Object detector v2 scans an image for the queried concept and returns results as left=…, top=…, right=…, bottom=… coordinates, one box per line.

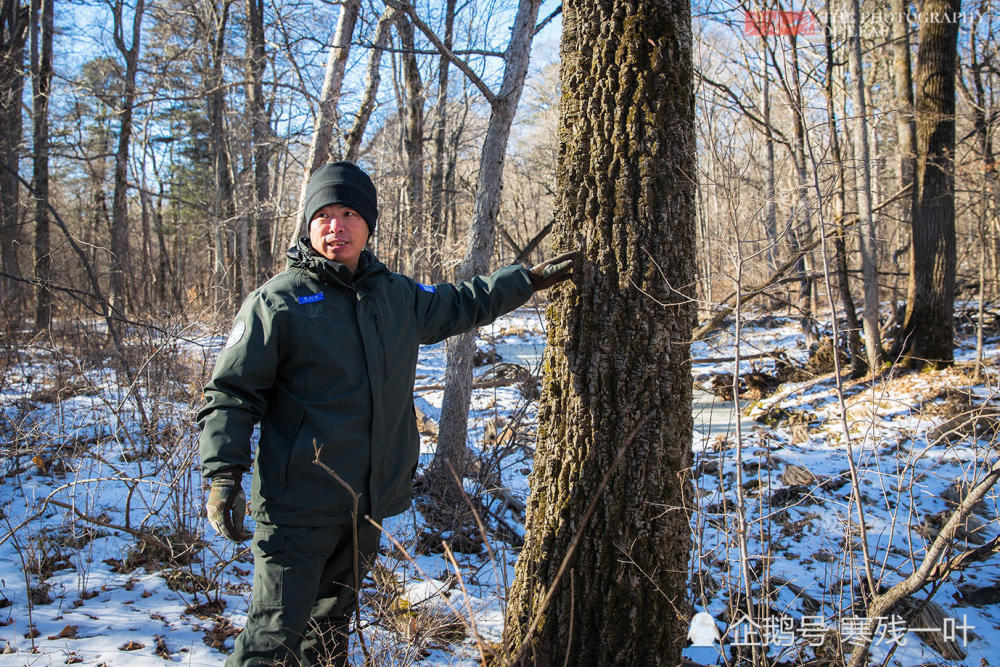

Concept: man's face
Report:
left=309, top=204, right=368, bottom=272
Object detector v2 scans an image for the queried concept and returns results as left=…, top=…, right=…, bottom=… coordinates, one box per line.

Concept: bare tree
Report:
left=200, top=0, right=238, bottom=308
left=30, top=0, right=51, bottom=331
left=108, top=0, right=145, bottom=318
left=503, top=0, right=696, bottom=663
left=412, top=0, right=542, bottom=487
left=0, top=0, right=28, bottom=311
left=900, top=0, right=960, bottom=366
left=344, top=5, right=397, bottom=162
left=890, top=0, right=917, bottom=235
left=846, top=0, right=884, bottom=370
left=288, top=0, right=360, bottom=248
left=823, top=3, right=865, bottom=375
left=396, top=11, right=425, bottom=279
left=244, top=0, right=273, bottom=281
left=427, top=0, right=456, bottom=283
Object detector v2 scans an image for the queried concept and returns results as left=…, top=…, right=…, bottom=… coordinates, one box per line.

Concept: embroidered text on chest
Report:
left=297, top=292, right=325, bottom=305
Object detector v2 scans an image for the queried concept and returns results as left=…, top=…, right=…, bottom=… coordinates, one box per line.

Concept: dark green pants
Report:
left=226, top=521, right=381, bottom=666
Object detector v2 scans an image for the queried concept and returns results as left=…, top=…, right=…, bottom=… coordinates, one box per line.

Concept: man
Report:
left=198, top=161, right=574, bottom=666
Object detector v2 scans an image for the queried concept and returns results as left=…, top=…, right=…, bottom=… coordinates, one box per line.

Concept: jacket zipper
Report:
left=373, top=311, right=389, bottom=380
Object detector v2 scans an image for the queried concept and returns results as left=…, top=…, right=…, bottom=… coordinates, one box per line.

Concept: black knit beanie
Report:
left=303, top=161, right=379, bottom=236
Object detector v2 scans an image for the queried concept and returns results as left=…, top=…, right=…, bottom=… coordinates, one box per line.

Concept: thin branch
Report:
left=508, top=411, right=655, bottom=666
left=312, top=440, right=371, bottom=663
left=697, top=71, right=790, bottom=146
left=533, top=4, right=560, bottom=36
left=46, top=499, right=173, bottom=554
left=847, top=457, right=1000, bottom=667
left=388, top=0, right=498, bottom=108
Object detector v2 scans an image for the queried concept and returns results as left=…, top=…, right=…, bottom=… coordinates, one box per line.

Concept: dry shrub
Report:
left=161, top=567, right=213, bottom=595
left=202, top=617, right=241, bottom=651
left=186, top=599, right=226, bottom=618
left=363, top=561, right=468, bottom=662
left=116, top=526, right=202, bottom=573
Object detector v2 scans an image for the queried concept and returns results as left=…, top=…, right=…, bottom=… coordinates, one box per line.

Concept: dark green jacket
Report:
left=198, top=242, right=534, bottom=525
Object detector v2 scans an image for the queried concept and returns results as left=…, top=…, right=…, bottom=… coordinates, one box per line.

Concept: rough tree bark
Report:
left=0, top=1, right=28, bottom=310
left=108, top=0, right=145, bottom=319
left=288, top=0, right=360, bottom=248
left=502, top=0, right=696, bottom=664
left=900, top=0, right=960, bottom=367
left=30, top=0, right=52, bottom=331
left=422, top=0, right=541, bottom=486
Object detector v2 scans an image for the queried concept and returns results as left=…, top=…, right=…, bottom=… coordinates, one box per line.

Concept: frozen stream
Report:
left=692, top=389, right=754, bottom=443
left=493, top=339, right=751, bottom=443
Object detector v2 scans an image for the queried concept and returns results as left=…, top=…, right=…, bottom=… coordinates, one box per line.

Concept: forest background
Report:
left=0, top=0, right=996, bottom=365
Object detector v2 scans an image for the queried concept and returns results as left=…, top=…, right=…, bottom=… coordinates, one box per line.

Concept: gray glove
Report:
left=529, top=251, right=579, bottom=291
left=206, top=470, right=247, bottom=542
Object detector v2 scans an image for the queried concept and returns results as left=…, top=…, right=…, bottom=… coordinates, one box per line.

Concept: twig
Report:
left=312, top=440, right=370, bottom=663
left=413, top=375, right=533, bottom=393
left=508, top=410, right=655, bottom=666
left=846, top=457, right=1000, bottom=667
left=45, top=499, right=173, bottom=554
left=440, top=540, right=487, bottom=666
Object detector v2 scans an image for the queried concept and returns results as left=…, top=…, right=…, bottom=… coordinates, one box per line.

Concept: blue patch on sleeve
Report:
left=417, top=283, right=435, bottom=293
left=297, top=292, right=325, bottom=304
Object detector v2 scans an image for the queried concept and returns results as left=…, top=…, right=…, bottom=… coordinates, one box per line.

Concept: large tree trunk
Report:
left=0, top=1, right=28, bottom=311
left=846, top=0, right=884, bottom=370
left=900, top=0, right=960, bottom=367
left=244, top=0, right=272, bottom=282
left=30, top=0, right=51, bottom=332
left=427, top=0, right=541, bottom=486
left=502, top=0, right=696, bottom=664
left=288, top=0, right=359, bottom=248
left=108, top=0, right=145, bottom=319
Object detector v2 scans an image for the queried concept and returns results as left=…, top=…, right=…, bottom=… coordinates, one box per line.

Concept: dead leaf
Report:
left=119, top=641, right=145, bottom=651
left=47, top=625, right=78, bottom=640
left=154, top=635, right=169, bottom=658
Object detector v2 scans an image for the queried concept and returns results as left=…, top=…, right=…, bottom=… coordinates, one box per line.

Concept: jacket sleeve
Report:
left=415, top=263, right=535, bottom=345
left=198, top=292, right=281, bottom=479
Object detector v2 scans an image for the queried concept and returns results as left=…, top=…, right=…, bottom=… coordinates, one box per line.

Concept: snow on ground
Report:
left=0, top=305, right=998, bottom=665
